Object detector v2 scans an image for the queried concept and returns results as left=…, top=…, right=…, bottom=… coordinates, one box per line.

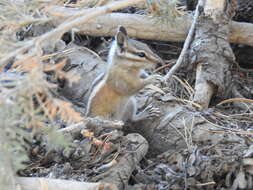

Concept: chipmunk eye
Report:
left=136, top=52, right=146, bottom=58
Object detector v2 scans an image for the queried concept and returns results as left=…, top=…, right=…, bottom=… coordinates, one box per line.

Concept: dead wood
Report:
left=123, top=98, right=215, bottom=156
left=34, top=0, right=146, bottom=54
left=91, top=133, right=149, bottom=189
left=189, top=0, right=236, bottom=109
left=57, top=43, right=107, bottom=106
left=14, top=177, right=118, bottom=190
left=59, top=117, right=123, bottom=135
left=0, top=0, right=146, bottom=66
left=194, top=64, right=216, bottom=108
left=48, top=8, right=253, bottom=47
left=124, top=99, right=187, bottom=156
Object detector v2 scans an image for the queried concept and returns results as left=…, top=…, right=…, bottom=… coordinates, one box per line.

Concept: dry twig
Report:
left=58, top=118, right=123, bottom=134
left=217, top=98, right=253, bottom=105
left=163, top=0, right=201, bottom=82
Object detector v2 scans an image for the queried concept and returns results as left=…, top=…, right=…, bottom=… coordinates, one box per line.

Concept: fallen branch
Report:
left=58, top=117, right=123, bottom=135
left=14, top=177, right=118, bottom=190
left=48, top=9, right=253, bottom=47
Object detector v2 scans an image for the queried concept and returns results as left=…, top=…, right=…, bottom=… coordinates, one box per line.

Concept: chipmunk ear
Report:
left=116, top=26, right=128, bottom=49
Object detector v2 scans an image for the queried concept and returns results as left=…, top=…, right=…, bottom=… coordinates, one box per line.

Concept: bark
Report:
left=48, top=7, right=253, bottom=47
left=91, top=134, right=148, bottom=189
left=190, top=0, right=236, bottom=108
left=194, top=64, right=215, bottom=108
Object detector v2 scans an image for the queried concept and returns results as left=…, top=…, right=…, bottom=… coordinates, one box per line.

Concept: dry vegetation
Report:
left=1, top=0, right=253, bottom=190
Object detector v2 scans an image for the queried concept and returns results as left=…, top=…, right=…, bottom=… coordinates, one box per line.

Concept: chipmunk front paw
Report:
left=142, top=104, right=161, bottom=119
left=133, top=104, right=161, bottom=121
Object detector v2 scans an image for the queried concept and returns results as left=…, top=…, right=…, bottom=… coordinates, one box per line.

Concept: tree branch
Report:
left=48, top=9, right=253, bottom=47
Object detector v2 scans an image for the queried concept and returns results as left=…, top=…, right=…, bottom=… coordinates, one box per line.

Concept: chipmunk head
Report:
left=108, top=26, right=163, bottom=69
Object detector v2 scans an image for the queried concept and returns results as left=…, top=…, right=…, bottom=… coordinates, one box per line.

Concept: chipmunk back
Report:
left=86, top=26, right=163, bottom=121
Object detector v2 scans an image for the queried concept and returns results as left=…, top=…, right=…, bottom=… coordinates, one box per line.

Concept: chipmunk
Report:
left=86, top=26, right=163, bottom=122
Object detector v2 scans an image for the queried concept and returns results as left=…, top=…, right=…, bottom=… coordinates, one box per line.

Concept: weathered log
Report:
left=13, top=177, right=118, bottom=190
left=48, top=7, right=253, bottom=47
